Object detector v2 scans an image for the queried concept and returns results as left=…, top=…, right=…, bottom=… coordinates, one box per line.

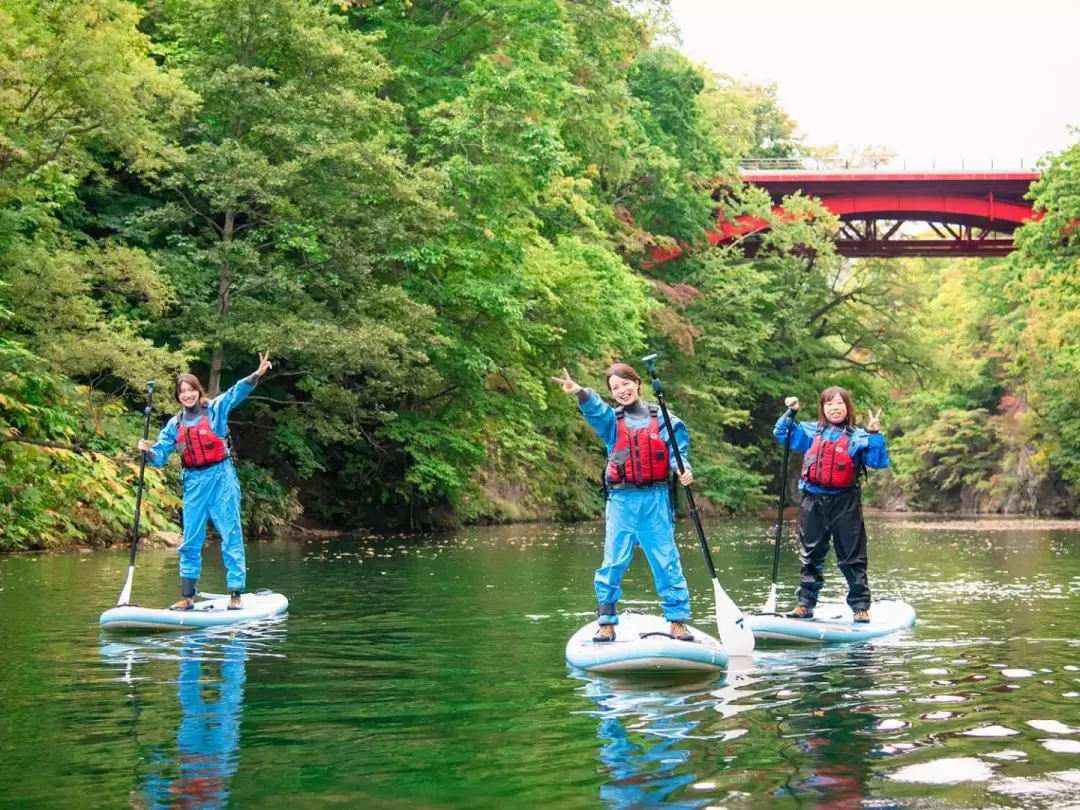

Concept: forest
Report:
left=3, top=0, right=1080, bottom=549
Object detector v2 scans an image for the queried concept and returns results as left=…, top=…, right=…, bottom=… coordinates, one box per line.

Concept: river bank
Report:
left=9, top=510, right=1080, bottom=555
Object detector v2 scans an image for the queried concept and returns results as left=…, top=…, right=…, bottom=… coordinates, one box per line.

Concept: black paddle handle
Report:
left=641, top=354, right=718, bottom=581
left=770, top=408, right=796, bottom=584
left=128, top=381, right=155, bottom=568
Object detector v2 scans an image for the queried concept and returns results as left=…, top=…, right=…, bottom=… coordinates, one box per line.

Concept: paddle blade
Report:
left=712, top=577, right=756, bottom=655
left=762, top=583, right=777, bottom=616
left=116, top=565, right=135, bottom=607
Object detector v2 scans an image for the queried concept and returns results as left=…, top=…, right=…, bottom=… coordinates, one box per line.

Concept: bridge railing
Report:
left=740, top=156, right=1038, bottom=172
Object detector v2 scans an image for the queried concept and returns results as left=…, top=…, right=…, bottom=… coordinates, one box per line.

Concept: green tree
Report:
left=1001, top=136, right=1080, bottom=485
left=0, top=0, right=194, bottom=388
left=700, top=75, right=802, bottom=161
left=0, top=335, right=180, bottom=549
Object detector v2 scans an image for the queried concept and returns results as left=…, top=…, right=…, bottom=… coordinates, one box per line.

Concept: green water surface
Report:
left=1, top=518, right=1078, bottom=809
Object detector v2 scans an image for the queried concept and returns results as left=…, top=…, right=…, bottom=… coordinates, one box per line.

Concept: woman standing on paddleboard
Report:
left=553, top=363, right=695, bottom=642
left=774, top=387, right=889, bottom=623
left=137, top=352, right=272, bottom=611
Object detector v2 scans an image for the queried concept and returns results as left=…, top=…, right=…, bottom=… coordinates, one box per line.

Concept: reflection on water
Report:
left=575, top=672, right=722, bottom=810
left=100, top=623, right=285, bottom=809
left=572, top=652, right=889, bottom=810
left=772, top=651, right=878, bottom=810
left=570, top=631, right=1080, bottom=809
left=1, top=520, right=1080, bottom=808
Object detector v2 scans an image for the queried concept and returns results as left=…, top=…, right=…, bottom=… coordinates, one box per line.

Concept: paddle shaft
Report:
left=117, top=381, right=154, bottom=606
left=641, top=354, right=755, bottom=654
left=642, top=359, right=718, bottom=580
left=770, top=409, right=796, bottom=585
left=129, top=382, right=155, bottom=566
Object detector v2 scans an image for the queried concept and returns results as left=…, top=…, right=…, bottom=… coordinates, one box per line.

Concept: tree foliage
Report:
left=4, top=0, right=1079, bottom=548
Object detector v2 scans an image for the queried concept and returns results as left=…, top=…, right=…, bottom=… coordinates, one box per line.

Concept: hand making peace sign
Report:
left=866, top=407, right=883, bottom=433
left=551, top=368, right=583, bottom=395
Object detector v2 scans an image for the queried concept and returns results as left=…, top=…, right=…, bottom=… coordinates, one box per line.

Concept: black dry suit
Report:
left=773, top=415, right=891, bottom=612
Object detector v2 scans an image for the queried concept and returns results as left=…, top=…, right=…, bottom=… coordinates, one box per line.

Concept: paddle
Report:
left=116, top=380, right=155, bottom=607
left=763, top=408, right=796, bottom=615
left=641, top=354, right=756, bottom=655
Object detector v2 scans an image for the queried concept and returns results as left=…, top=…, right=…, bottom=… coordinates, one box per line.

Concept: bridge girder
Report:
left=643, top=171, right=1040, bottom=266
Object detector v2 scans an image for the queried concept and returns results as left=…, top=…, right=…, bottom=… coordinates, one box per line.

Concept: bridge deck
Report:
left=742, top=171, right=1039, bottom=201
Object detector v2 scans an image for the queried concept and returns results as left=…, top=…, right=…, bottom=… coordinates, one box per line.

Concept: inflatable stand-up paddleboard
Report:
left=100, top=589, right=289, bottom=631
left=746, top=599, right=915, bottom=644
left=566, top=612, right=728, bottom=673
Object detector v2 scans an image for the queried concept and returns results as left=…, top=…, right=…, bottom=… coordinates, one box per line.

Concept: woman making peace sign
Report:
left=553, top=364, right=696, bottom=643
left=138, top=353, right=272, bottom=610
left=773, top=387, right=889, bottom=623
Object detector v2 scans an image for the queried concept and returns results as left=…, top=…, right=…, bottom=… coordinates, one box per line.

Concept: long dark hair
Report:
left=818, top=386, right=855, bottom=429
left=175, top=373, right=210, bottom=407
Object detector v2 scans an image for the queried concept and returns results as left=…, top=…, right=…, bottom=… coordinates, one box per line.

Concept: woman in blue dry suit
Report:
left=138, top=352, right=272, bottom=610
left=553, top=363, right=695, bottom=643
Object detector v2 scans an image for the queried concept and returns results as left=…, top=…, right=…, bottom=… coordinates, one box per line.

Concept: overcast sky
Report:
left=669, top=0, right=1079, bottom=169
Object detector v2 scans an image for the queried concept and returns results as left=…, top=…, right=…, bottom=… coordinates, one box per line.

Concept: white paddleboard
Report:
left=100, top=590, right=289, bottom=631
left=565, top=612, right=728, bottom=673
left=746, top=599, right=916, bottom=644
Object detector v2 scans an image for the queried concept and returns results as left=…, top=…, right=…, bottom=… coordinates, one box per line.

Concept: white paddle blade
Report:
left=116, top=566, right=135, bottom=607
left=712, top=577, right=756, bottom=654
left=762, top=583, right=777, bottom=616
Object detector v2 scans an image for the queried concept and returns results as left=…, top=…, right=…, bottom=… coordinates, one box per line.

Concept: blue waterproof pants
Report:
left=179, top=460, right=246, bottom=593
left=595, top=486, right=690, bottom=624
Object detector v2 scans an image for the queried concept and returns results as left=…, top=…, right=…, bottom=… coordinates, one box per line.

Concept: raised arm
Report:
left=577, top=388, right=619, bottom=452
left=859, top=432, right=891, bottom=469
left=857, top=408, right=890, bottom=469
left=552, top=367, right=619, bottom=451
left=773, top=410, right=813, bottom=454
left=210, top=352, right=272, bottom=422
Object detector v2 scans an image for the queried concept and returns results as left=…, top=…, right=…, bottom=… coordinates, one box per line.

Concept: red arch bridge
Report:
left=646, top=162, right=1040, bottom=264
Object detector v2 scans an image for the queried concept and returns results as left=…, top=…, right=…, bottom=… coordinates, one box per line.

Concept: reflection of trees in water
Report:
left=768, top=648, right=883, bottom=809
left=101, top=624, right=285, bottom=810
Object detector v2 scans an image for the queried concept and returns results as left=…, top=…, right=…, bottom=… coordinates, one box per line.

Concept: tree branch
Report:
left=422, top=384, right=459, bottom=403
left=173, top=187, right=223, bottom=236
left=807, top=288, right=863, bottom=324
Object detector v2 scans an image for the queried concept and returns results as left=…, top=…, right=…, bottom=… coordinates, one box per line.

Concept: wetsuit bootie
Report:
left=669, top=622, right=694, bottom=642
left=853, top=609, right=870, bottom=623
left=786, top=605, right=814, bottom=619
left=227, top=591, right=243, bottom=610
left=593, top=624, right=616, bottom=642
left=170, top=597, right=194, bottom=611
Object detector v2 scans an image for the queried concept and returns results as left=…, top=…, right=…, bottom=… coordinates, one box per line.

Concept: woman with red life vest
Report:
left=552, top=363, right=695, bottom=643
left=137, top=352, right=272, bottom=610
left=774, top=387, right=888, bottom=623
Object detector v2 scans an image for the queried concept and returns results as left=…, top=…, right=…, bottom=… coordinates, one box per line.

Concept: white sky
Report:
left=669, top=0, right=1079, bottom=169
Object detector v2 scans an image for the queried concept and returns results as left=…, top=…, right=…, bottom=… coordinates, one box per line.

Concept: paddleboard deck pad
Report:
left=565, top=612, right=728, bottom=673
left=99, top=590, right=289, bottom=631
left=746, top=599, right=916, bottom=643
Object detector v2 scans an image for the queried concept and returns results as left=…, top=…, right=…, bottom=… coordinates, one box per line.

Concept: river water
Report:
left=1, top=518, right=1078, bottom=808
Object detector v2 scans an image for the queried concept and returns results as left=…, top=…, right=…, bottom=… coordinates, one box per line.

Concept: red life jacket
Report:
left=177, top=414, right=229, bottom=469
left=605, top=406, right=671, bottom=488
left=801, top=424, right=858, bottom=489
